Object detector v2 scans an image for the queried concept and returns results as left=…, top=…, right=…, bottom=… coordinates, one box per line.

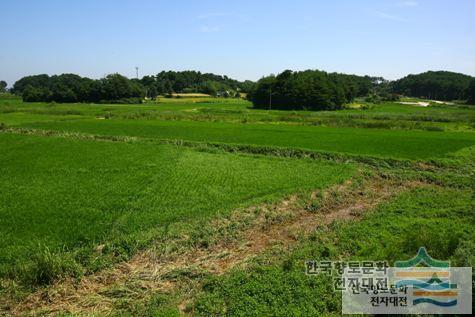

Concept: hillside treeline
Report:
left=11, top=71, right=255, bottom=103
left=249, top=70, right=377, bottom=110
left=10, top=69, right=475, bottom=106
left=12, top=74, right=145, bottom=103
left=140, top=71, right=255, bottom=97
left=392, top=71, right=473, bottom=101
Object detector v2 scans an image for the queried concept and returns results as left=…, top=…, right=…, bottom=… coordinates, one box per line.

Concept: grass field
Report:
left=2, top=95, right=474, bottom=131
left=0, top=94, right=474, bottom=316
left=0, top=132, right=354, bottom=284
left=21, top=119, right=475, bottom=159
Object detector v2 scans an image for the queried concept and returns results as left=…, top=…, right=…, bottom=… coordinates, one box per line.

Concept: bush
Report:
left=451, top=239, right=475, bottom=267
left=99, top=97, right=143, bottom=104
left=21, top=246, right=83, bottom=286
left=364, top=94, right=381, bottom=103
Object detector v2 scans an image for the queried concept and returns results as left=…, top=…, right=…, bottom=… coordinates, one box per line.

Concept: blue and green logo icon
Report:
left=394, top=247, right=458, bottom=307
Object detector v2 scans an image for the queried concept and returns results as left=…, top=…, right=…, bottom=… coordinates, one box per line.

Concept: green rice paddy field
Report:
left=21, top=119, right=475, bottom=159
left=0, top=95, right=474, bottom=316
left=0, top=133, right=354, bottom=280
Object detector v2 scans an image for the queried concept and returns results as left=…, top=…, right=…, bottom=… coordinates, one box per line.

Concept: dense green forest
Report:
left=12, top=74, right=145, bottom=104
left=10, top=71, right=254, bottom=103
left=140, top=71, right=255, bottom=97
left=250, top=70, right=475, bottom=109
left=249, top=70, right=379, bottom=110
left=7, top=69, right=475, bottom=106
left=392, top=71, right=472, bottom=101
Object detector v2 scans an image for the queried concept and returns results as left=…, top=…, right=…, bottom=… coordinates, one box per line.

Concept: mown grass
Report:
left=0, top=133, right=355, bottom=285
left=21, top=119, right=475, bottom=160
left=188, top=185, right=474, bottom=316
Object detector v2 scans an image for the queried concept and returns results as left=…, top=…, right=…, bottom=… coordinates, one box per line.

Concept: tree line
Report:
left=5, top=69, right=475, bottom=107
left=10, top=71, right=255, bottom=103
left=249, top=70, right=475, bottom=110
left=248, top=70, right=380, bottom=110
left=392, top=71, right=473, bottom=101
left=11, top=74, right=145, bottom=103
left=140, top=71, right=255, bottom=97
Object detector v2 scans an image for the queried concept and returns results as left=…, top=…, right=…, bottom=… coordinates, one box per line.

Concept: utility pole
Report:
left=135, top=66, right=139, bottom=79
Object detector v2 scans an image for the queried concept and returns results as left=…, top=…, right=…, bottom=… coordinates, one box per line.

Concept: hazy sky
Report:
left=1, top=0, right=474, bottom=85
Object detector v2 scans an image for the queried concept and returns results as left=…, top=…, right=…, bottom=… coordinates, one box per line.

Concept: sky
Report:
left=1, top=0, right=475, bottom=85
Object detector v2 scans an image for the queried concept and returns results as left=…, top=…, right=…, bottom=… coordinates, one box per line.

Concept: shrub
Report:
left=21, top=245, right=83, bottom=286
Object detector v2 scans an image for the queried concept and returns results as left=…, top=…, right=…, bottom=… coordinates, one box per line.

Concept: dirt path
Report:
left=397, top=101, right=430, bottom=107
left=7, top=177, right=422, bottom=316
